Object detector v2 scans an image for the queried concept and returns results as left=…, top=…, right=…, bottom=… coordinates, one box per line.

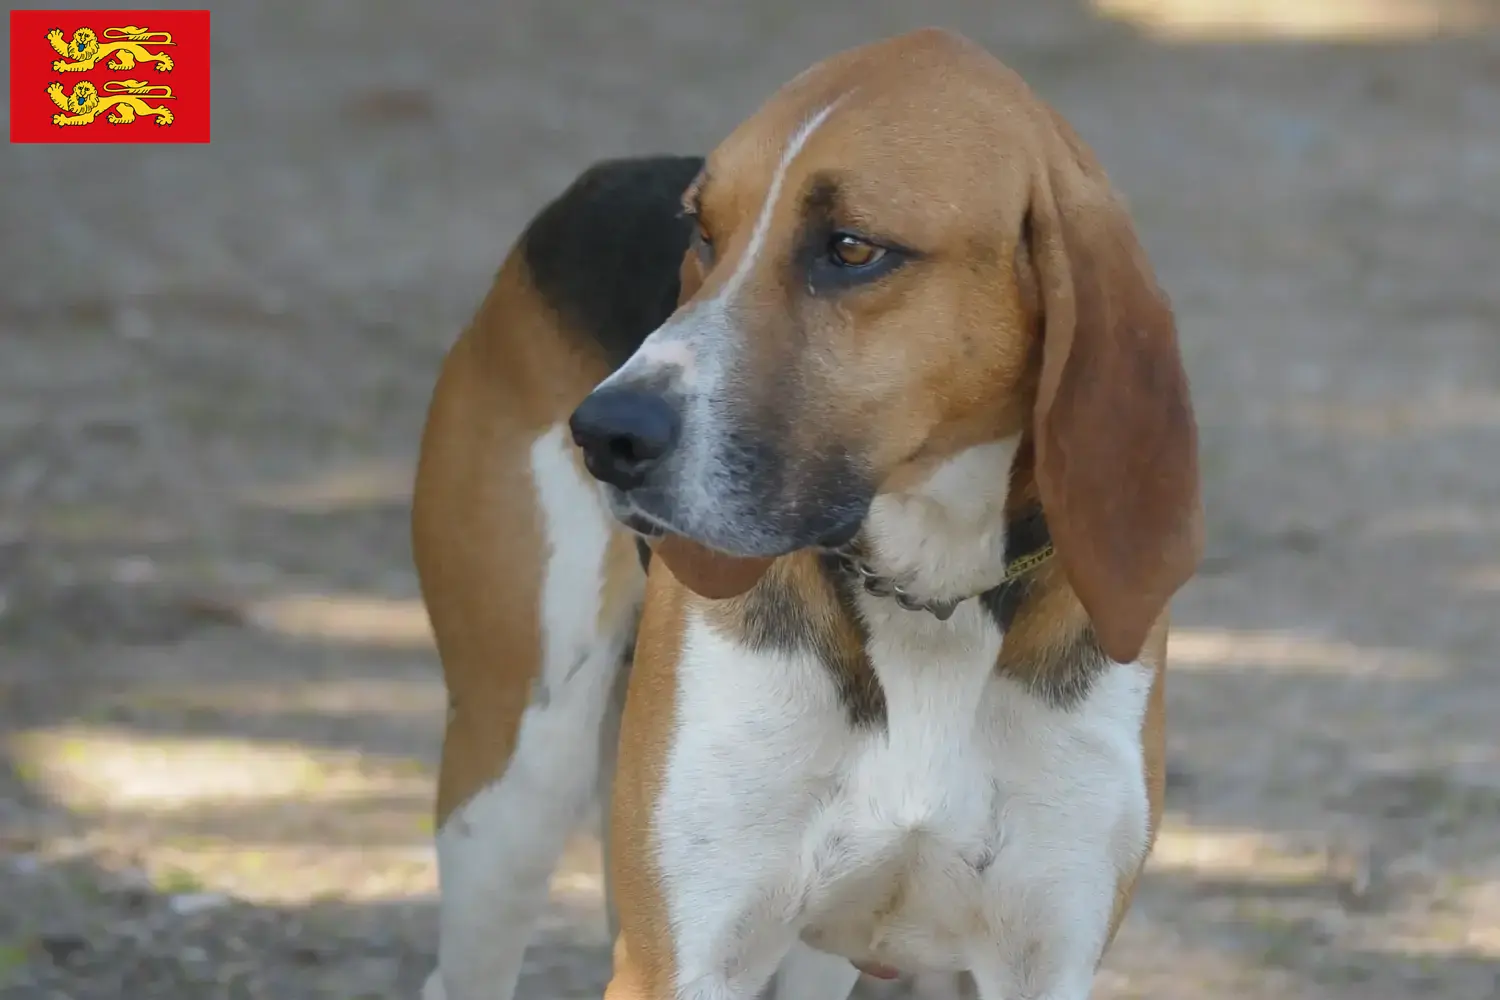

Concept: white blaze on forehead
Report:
left=601, top=97, right=845, bottom=395
left=710, top=97, right=843, bottom=311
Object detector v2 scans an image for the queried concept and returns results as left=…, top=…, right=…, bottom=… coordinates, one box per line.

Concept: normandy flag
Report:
left=10, top=9, right=212, bottom=143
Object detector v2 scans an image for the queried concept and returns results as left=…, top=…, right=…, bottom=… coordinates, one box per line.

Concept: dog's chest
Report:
left=658, top=606, right=1153, bottom=976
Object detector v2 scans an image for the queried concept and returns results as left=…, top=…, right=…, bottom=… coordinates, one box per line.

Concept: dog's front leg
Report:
left=967, top=872, right=1116, bottom=1000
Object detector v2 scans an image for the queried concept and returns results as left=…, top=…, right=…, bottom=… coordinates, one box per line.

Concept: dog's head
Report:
left=570, top=28, right=1201, bottom=662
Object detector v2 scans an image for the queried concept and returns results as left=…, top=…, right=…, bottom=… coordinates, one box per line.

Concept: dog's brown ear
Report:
left=646, top=238, right=776, bottom=602
left=1027, top=127, right=1203, bottom=664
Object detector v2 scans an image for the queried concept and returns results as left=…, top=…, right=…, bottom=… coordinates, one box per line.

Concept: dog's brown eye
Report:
left=829, top=234, right=885, bottom=269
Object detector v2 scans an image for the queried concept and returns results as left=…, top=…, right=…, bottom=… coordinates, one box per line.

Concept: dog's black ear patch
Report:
left=521, top=155, right=705, bottom=371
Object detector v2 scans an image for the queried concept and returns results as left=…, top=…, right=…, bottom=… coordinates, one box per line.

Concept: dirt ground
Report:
left=4, top=1, right=1500, bottom=997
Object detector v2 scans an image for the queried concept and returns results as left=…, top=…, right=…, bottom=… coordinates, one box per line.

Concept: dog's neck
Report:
left=845, top=437, right=1110, bottom=708
left=856, top=439, right=1026, bottom=606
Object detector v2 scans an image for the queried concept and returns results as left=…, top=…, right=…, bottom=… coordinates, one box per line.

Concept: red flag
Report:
left=10, top=9, right=211, bottom=143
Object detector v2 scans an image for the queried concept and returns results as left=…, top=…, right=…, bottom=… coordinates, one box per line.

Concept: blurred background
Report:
left=3, top=0, right=1500, bottom=997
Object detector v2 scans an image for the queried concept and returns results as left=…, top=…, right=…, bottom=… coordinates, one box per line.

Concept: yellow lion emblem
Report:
left=48, top=80, right=176, bottom=127
left=47, top=25, right=175, bottom=73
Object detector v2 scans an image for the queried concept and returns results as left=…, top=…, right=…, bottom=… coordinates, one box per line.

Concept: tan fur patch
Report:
left=414, top=256, right=620, bottom=829
left=608, top=568, right=688, bottom=997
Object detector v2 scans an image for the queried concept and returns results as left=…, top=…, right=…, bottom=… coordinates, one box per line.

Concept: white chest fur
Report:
left=655, top=603, right=1154, bottom=1000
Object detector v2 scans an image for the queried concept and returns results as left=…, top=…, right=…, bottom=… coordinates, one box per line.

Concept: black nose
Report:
left=569, top=388, right=680, bottom=491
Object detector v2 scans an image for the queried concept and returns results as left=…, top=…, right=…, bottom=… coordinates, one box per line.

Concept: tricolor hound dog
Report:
left=413, top=26, right=1202, bottom=1000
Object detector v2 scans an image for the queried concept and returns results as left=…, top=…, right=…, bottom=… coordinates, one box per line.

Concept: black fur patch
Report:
left=521, top=155, right=704, bottom=370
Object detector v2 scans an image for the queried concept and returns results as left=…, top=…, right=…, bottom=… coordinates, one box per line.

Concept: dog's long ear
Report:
left=647, top=226, right=777, bottom=602
left=1027, top=123, right=1203, bottom=664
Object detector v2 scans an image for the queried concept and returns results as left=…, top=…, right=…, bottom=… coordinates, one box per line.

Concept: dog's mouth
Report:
left=603, top=484, right=869, bottom=559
